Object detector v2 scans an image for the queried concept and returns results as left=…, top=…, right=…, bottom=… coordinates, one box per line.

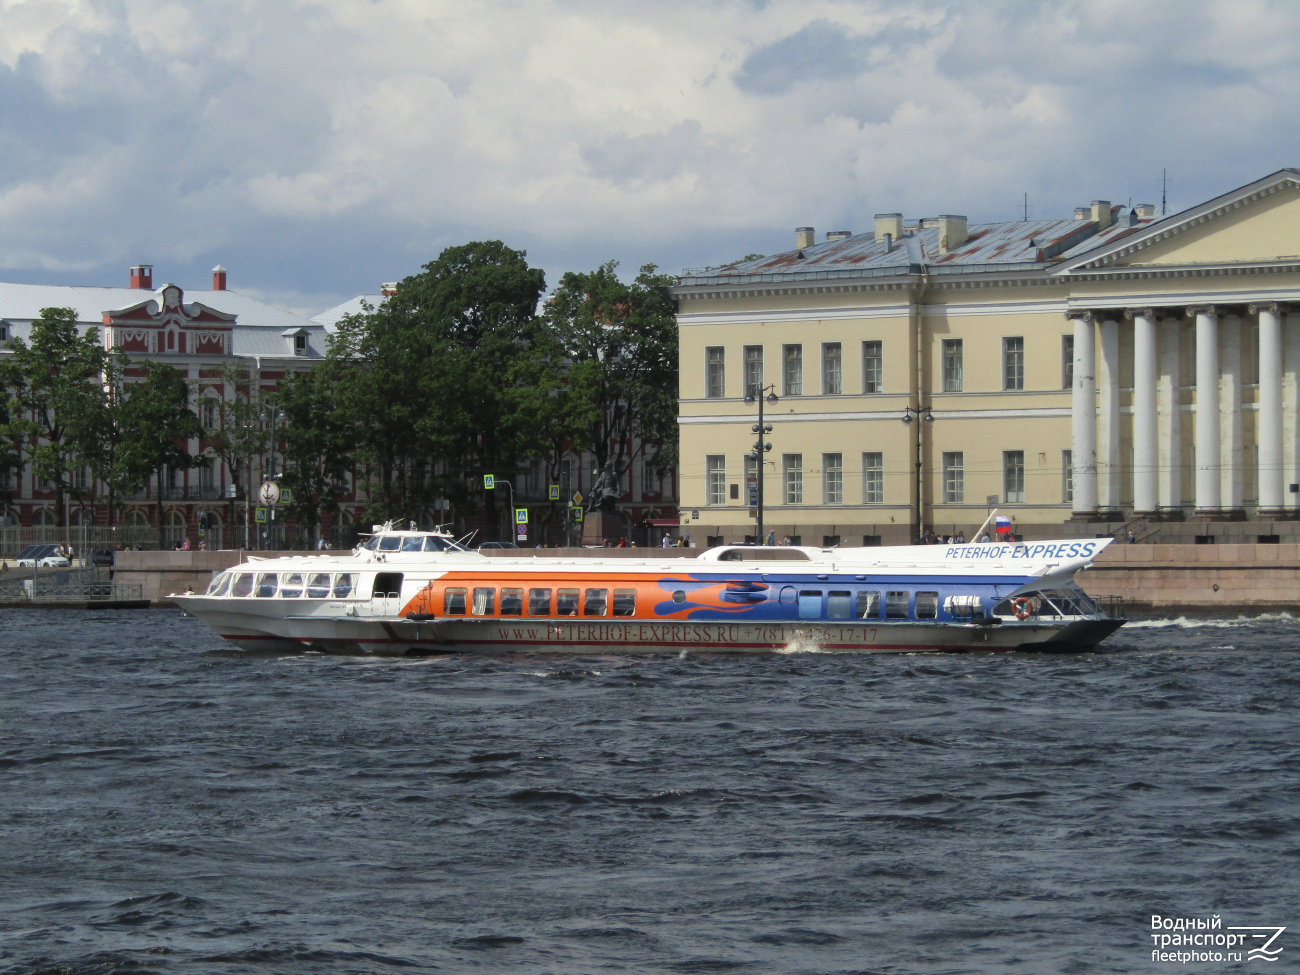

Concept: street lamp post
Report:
left=902, top=403, right=934, bottom=542
left=745, top=384, right=779, bottom=544
left=261, top=403, right=279, bottom=550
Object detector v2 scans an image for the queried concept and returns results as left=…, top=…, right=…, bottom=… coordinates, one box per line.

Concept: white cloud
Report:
left=1, top=0, right=1299, bottom=313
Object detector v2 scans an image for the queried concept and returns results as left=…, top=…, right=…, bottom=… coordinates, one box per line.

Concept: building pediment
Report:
left=1056, top=168, right=1300, bottom=275
left=102, top=284, right=237, bottom=329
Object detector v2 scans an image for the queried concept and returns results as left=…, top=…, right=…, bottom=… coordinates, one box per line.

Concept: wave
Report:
left=1126, top=612, right=1299, bottom=629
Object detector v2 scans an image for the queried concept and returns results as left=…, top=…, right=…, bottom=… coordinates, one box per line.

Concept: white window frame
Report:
left=822, top=453, right=843, bottom=504
left=942, top=451, right=964, bottom=504
left=1003, top=337, right=1024, bottom=391
left=783, top=344, right=802, bottom=396
left=783, top=454, right=803, bottom=505
left=1004, top=450, right=1025, bottom=504
left=862, top=340, right=883, bottom=393
left=705, top=346, right=725, bottom=398
left=822, top=342, right=842, bottom=395
left=706, top=455, right=726, bottom=506
left=942, top=339, right=963, bottom=392
left=862, top=452, right=883, bottom=504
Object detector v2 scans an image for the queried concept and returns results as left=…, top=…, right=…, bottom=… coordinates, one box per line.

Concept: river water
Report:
left=1, top=610, right=1297, bottom=974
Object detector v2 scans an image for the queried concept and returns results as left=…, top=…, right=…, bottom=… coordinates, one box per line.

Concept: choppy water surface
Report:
left=1, top=611, right=1298, bottom=974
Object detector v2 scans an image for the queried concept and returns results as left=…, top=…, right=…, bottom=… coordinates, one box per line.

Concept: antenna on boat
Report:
left=458, top=529, right=478, bottom=547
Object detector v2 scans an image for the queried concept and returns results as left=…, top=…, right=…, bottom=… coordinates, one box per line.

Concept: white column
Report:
left=1131, top=309, right=1159, bottom=512
left=1220, top=313, right=1243, bottom=510
left=1285, top=312, right=1300, bottom=511
left=1194, top=306, right=1221, bottom=511
left=1255, top=303, right=1284, bottom=511
left=1158, top=319, right=1182, bottom=508
left=1070, top=313, right=1098, bottom=514
left=1097, top=317, right=1121, bottom=509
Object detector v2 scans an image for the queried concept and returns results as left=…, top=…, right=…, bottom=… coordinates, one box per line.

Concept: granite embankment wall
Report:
left=119, top=545, right=1300, bottom=613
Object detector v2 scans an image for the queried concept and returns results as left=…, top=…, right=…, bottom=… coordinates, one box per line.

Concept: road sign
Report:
left=255, top=507, right=267, bottom=524
left=516, top=523, right=527, bottom=537
left=259, top=481, right=280, bottom=505
left=572, top=491, right=582, bottom=505
left=484, top=474, right=495, bottom=490
left=280, top=487, right=293, bottom=504
left=748, top=488, right=758, bottom=505
left=571, top=506, right=584, bottom=525
left=515, top=508, right=528, bottom=524
left=549, top=484, right=560, bottom=500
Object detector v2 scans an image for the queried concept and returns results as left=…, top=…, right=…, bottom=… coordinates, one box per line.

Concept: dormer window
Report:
left=294, top=334, right=307, bottom=355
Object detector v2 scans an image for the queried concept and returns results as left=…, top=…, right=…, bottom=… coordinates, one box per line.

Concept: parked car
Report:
left=91, top=550, right=116, bottom=568
left=13, top=544, right=72, bottom=568
left=476, top=541, right=519, bottom=550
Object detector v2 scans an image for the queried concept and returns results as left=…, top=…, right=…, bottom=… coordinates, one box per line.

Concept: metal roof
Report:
left=0, top=282, right=317, bottom=330
left=678, top=210, right=1156, bottom=286
left=311, top=294, right=387, bottom=329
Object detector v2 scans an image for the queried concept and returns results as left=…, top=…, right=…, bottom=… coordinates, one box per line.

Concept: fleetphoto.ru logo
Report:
left=1151, top=914, right=1286, bottom=964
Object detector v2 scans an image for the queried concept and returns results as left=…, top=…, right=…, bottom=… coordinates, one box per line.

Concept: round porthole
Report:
left=672, top=590, right=686, bottom=603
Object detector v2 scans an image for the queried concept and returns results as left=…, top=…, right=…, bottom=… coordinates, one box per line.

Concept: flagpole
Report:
left=972, top=507, right=998, bottom=543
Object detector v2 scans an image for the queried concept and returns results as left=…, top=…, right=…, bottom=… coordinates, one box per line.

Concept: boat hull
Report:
left=175, top=596, right=1123, bottom=656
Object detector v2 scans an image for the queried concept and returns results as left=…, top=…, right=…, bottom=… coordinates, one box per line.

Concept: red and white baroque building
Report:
left=0, top=264, right=335, bottom=543
left=0, top=268, right=680, bottom=547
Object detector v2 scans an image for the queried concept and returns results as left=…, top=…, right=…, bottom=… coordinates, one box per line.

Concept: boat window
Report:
left=230, top=573, right=253, bottom=597
left=444, top=588, right=467, bottom=615
left=613, top=589, right=636, bottom=616
left=255, top=572, right=279, bottom=598
left=945, top=595, right=981, bottom=617
left=583, top=588, right=608, bottom=616
left=363, top=536, right=381, bottom=550
left=424, top=536, right=451, bottom=552
left=401, top=536, right=423, bottom=551
left=857, top=591, right=880, bottom=619
left=372, top=572, right=403, bottom=598
left=915, top=592, right=938, bottom=619
left=332, top=573, right=355, bottom=598
left=556, top=589, right=579, bottom=616
left=827, top=591, right=852, bottom=619
left=672, top=590, right=686, bottom=604
left=798, top=590, right=822, bottom=619
left=306, top=573, right=331, bottom=598
left=885, top=591, right=909, bottom=619
left=472, top=587, right=495, bottom=615
left=378, top=536, right=401, bottom=551
left=528, top=588, right=552, bottom=615
left=500, top=588, right=523, bottom=615
left=280, top=573, right=303, bottom=598
left=779, top=586, right=796, bottom=604
left=206, top=572, right=230, bottom=596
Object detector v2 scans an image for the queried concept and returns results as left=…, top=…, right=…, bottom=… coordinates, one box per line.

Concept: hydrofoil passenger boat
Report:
left=173, top=523, right=1126, bottom=656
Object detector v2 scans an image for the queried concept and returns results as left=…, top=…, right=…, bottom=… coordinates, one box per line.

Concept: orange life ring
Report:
left=1011, top=597, right=1033, bottom=620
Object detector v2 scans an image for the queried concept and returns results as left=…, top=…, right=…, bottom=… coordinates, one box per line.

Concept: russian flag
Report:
left=995, top=515, right=1012, bottom=537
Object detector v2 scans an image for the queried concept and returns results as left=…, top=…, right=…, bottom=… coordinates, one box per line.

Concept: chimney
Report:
left=826, top=230, right=852, bottom=243
left=1091, top=200, right=1112, bottom=230
left=212, top=265, right=227, bottom=290
left=795, top=227, right=815, bottom=249
left=937, top=214, right=967, bottom=253
left=875, top=213, right=903, bottom=243
left=129, top=264, right=153, bottom=289
left=380, top=282, right=398, bottom=296
left=1074, top=207, right=1089, bottom=220
left=1133, top=203, right=1156, bottom=219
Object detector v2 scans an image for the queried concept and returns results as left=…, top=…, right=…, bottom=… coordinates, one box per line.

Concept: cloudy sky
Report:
left=1, top=0, right=1298, bottom=316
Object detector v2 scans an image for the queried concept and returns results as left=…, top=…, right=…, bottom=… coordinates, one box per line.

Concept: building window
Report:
left=1004, top=450, right=1025, bottom=503
left=942, top=339, right=963, bottom=392
left=1062, top=334, right=1074, bottom=389
left=822, top=343, right=842, bottom=395
left=823, top=453, right=843, bottom=504
left=201, top=460, right=217, bottom=492
left=783, top=344, right=802, bottom=396
left=862, top=341, right=883, bottom=393
left=1003, top=337, right=1024, bottom=390
left=705, top=347, right=725, bottom=398
left=942, top=452, right=964, bottom=504
left=1062, top=449, right=1073, bottom=504
left=73, top=465, right=91, bottom=491
left=743, top=346, right=764, bottom=398
left=642, top=454, right=659, bottom=495
left=706, top=455, right=725, bottom=505
left=783, top=454, right=803, bottom=505
left=200, top=396, right=218, bottom=429
left=862, top=452, right=883, bottom=504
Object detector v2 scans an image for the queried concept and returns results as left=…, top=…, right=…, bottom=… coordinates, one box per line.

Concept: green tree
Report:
left=118, top=363, right=202, bottom=535
left=275, top=365, right=354, bottom=546
left=330, top=241, right=546, bottom=536
left=195, top=364, right=269, bottom=541
left=544, top=262, right=679, bottom=509
left=3, top=307, right=108, bottom=527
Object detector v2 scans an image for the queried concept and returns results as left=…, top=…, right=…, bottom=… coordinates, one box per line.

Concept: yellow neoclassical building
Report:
left=673, top=169, right=1300, bottom=546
